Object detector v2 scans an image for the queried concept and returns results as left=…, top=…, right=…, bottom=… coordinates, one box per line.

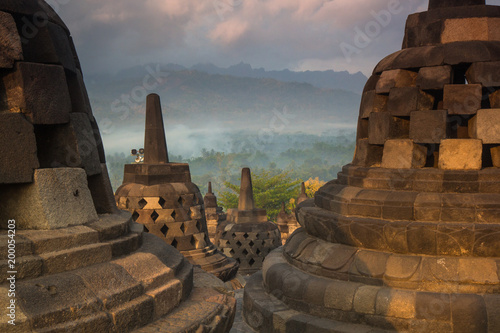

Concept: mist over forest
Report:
left=86, top=63, right=362, bottom=200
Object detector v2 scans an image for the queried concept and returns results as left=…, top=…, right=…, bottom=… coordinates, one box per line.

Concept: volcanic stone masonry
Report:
left=275, top=202, right=300, bottom=245
left=244, top=1, right=500, bottom=332
left=204, top=182, right=227, bottom=244
left=215, top=168, right=281, bottom=275
left=0, top=1, right=235, bottom=332
left=115, top=93, right=239, bottom=282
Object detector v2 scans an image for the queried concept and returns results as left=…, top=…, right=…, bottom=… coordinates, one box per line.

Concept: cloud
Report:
left=55, top=0, right=429, bottom=76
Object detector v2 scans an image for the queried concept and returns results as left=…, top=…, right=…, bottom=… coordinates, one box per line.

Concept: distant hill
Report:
left=85, top=66, right=362, bottom=131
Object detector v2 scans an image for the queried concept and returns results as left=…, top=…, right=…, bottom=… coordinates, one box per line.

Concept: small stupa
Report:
left=204, top=182, right=226, bottom=243
left=115, top=94, right=238, bottom=282
left=215, top=168, right=281, bottom=275
left=275, top=202, right=301, bottom=245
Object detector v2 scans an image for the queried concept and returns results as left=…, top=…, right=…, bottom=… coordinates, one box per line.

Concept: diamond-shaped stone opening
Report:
left=242, top=249, right=249, bottom=256
left=160, top=225, right=169, bottom=236
left=255, top=233, right=260, bottom=239
left=138, top=198, right=147, bottom=209
left=236, top=241, right=242, bottom=247
left=232, top=233, right=237, bottom=238
left=178, top=196, right=183, bottom=206
left=158, top=197, right=166, bottom=208
left=143, top=225, right=149, bottom=233
left=190, top=235, right=196, bottom=247
left=249, top=258, right=255, bottom=266
left=249, top=240, right=254, bottom=247
left=180, top=223, right=186, bottom=234
left=151, top=210, right=159, bottom=222
left=256, top=248, right=261, bottom=255
left=230, top=249, right=235, bottom=255
left=171, top=238, right=178, bottom=247
left=171, top=210, right=177, bottom=220
left=131, top=211, right=139, bottom=221
left=244, top=233, right=249, bottom=239
left=196, top=221, right=202, bottom=232
left=222, top=231, right=227, bottom=238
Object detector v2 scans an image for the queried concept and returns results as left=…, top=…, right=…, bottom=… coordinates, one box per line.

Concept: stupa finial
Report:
left=238, top=168, right=255, bottom=210
left=144, top=93, right=169, bottom=164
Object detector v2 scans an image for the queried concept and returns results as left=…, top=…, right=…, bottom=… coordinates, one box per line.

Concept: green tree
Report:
left=219, top=169, right=301, bottom=221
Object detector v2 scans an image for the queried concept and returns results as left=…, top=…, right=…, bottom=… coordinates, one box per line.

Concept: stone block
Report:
left=0, top=113, right=39, bottom=183
left=353, top=285, right=379, bottom=315
left=443, top=84, right=482, bottom=115
left=359, top=91, right=387, bottom=118
left=375, top=288, right=416, bottom=319
left=1, top=62, right=71, bottom=124
left=441, top=18, right=489, bottom=44
left=416, top=65, right=452, bottom=90
left=387, top=87, right=435, bottom=116
left=490, top=90, right=500, bottom=108
left=410, top=110, right=448, bottom=144
left=0, top=11, right=22, bottom=68
left=381, top=140, right=427, bottom=169
left=66, top=69, right=92, bottom=115
left=324, top=280, right=360, bottom=311
left=466, top=61, right=500, bottom=87
left=0, top=168, right=98, bottom=230
left=428, top=0, right=484, bottom=9
left=69, top=113, right=101, bottom=176
left=376, top=69, right=418, bottom=94
left=20, top=20, right=76, bottom=73
left=491, top=146, right=500, bottom=167
left=368, top=112, right=410, bottom=145
left=87, top=164, right=119, bottom=214
left=451, top=295, right=488, bottom=333
left=469, top=109, right=500, bottom=144
left=352, top=139, right=383, bottom=167
left=438, top=139, right=483, bottom=170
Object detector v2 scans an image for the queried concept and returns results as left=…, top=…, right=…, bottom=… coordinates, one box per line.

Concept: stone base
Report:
left=0, top=212, right=236, bottom=332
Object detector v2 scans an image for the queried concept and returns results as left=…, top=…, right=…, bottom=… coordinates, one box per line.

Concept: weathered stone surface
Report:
left=0, top=113, right=39, bottom=183
left=0, top=168, right=98, bottom=229
left=410, top=110, right=448, bottom=143
left=69, top=113, right=101, bottom=176
left=1, top=62, right=71, bottom=124
left=416, top=65, right=452, bottom=90
left=428, top=0, right=485, bottom=9
left=66, top=69, right=92, bottom=115
left=381, top=140, right=427, bottom=169
left=0, top=11, right=22, bottom=68
left=441, top=18, right=490, bottom=43
left=352, top=139, right=384, bottom=167
left=359, top=91, right=387, bottom=118
left=491, top=146, right=500, bottom=167
left=469, top=109, right=500, bottom=144
left=376, top=69, right=418, bottom=94
left=443, top=84, right=482, bottom=115
left=368, top=112, right=410, bottom=145
left=439, top=139, right=483, bottom=170
left=87, top=164, right=119, bottom=214
left=466, top=61, right=500, bottom=87
left=387, top=87, right=435, bottom=116
left=490, top=89, right=500, bottom=108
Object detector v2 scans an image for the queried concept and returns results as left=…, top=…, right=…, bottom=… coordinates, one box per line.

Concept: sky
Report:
left=50, top=0, right=437, bottom=77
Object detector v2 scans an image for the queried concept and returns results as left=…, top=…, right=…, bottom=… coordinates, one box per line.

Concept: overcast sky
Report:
left=53, top=0, right=435, bottom=76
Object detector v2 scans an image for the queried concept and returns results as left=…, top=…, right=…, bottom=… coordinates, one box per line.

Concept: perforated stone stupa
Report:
left=115, top=94, right=238, bottom=282
left=0, top=2, right=235, bottom=332
left=215, top=168, right=281, bottom=275
left=244, top=1, right=500, bottom=332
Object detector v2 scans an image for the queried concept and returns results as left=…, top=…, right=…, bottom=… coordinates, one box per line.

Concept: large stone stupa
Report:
left=244, top=1, right=500, bottom=332
left=114, top=94, right=239, bottom=282
left=0, top=2, right=235, bottom=332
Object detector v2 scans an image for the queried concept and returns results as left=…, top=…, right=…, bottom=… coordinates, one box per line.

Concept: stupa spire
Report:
left=238, top=167, right=255, bottom=210
left=144, top=93, right=169, bottom=164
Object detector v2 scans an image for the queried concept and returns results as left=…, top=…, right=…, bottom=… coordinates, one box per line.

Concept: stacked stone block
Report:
left=204, top=182, right=226, bottom=243
left=0, top=2, right=236, bottom=332
left=243, top=1, right=500, bottom=332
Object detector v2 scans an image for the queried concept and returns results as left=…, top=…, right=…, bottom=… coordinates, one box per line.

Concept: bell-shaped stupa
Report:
left=244, top=1, right=500, bottom=332
left=115, top=94, right=239, bottom=282
left=215, top=168, right=281, bottom=275
left=0, top=2, right=235, bottom=332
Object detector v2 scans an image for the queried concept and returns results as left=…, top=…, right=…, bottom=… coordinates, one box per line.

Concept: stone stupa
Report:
left=204, top=182, right=226, bottom=243
left=0, top=2, right=235, bottom=332
left=215, top=168, right=281, bottom=275
left=244, top=1, right=500, bottom=332
left=275, top=203, right=300, bottom=245
left=115, top=94, right=239, bottom=282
